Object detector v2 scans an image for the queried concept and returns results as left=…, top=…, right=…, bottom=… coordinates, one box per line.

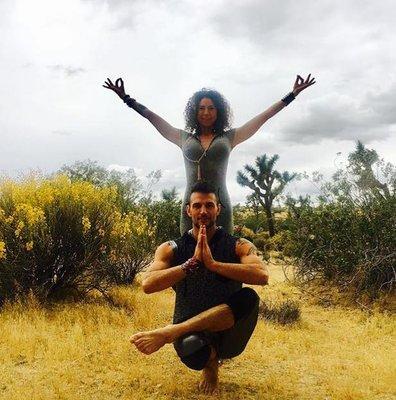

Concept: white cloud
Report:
left=106, top=164, right=131, bottom=172
left=47, top=65, right=86, bottom=77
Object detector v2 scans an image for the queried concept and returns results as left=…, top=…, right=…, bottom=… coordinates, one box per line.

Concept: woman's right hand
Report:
left=103, top=77, right=126, bottom=99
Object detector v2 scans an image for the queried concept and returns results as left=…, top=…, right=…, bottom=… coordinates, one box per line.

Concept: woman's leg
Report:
left=180, top=200, right=192, bottom=235
left=216, top=198, right=233, bottom=234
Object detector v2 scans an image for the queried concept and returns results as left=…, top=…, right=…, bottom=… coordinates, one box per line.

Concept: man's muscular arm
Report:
left=141, top=242, right=186, bottom=294
left=206, top=238, right=269, bottom=285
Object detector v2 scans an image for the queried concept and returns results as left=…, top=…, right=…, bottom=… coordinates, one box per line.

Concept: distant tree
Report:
left=285, top=195, right=311, bottom=219
left=237, top=154, right=297, bottom=237
left=245, top=193, right=262, bottom=232
left=161, top=187, right=178, bottom=202
left=348, top=140, right=392, bottom=199
left=58, top=159, right=108, bottom=185
left=57, top=159, right=141, bottom=212
left=140, top=170, right=162, bottom=204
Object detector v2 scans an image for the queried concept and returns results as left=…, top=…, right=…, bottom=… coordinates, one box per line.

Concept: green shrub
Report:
left=252, top=231, right=270, bottom=252
left=286, top=196, right=395, bottom=297
left=142, top=198, right=181, bottom=246
left=0, top=175, right=155, bottom=304
left=283, top=142, right=396, bottom=299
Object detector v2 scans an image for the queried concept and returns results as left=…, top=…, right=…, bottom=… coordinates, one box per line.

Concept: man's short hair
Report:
left=189, top=181, right=218, bottom=202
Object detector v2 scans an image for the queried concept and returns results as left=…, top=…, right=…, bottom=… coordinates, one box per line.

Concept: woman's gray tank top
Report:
left=179, top=129, right=236, bottom=235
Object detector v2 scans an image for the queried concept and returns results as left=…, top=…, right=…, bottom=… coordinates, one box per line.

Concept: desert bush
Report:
left=59, top=160, right=181, bottom=245
left=284, top=143, right=395, bottom=298
left=259, top=299, right=301, bottom=324
left=142, top=198, right=181, bottom=246
left=233, top=203, right=268, bottom=233
left=252, top=231, right=270, bottom=252
left=58, top=159, right=141, bottom=213
left=0, top=175, right=155, bottom=304
left=239, top=226, right=255, bottom=242
left=286, top=195, right=395, bottom=297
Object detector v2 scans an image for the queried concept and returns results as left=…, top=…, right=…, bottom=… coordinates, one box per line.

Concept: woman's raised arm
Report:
left=232, top=74, right=315, bottom=148
left=103, top=78, right=181, bottom=147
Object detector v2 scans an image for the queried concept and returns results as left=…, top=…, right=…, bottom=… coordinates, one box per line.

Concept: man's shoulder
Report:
left=163, top=231, right=193, bottom=252
left=156, top=241, right=177, bottom=255
left=234, top=237, right=258, bottom=257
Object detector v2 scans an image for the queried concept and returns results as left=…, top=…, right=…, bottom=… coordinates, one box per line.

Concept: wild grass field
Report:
left=1, top=263, right=395, bottom=400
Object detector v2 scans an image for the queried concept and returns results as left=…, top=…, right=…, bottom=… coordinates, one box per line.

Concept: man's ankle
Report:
left=208, top=345, right=217, bottom=362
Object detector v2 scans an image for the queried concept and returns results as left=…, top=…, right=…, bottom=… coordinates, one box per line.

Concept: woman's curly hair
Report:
left=184, top=88, right=233, bottom=135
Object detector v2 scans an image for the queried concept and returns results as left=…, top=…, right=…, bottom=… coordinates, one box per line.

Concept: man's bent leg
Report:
left=218, top=287, right=260, bottom=359
left=130, top=303, right=235, bottom=356
left=172, top=288, right=259, bottom=370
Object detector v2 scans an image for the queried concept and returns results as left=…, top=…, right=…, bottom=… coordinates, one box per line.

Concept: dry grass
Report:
left=1, top=266, right=395, bottom=400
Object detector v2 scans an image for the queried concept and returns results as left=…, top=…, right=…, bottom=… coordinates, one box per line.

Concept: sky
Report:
left=1, top=0, right=395, bottom=204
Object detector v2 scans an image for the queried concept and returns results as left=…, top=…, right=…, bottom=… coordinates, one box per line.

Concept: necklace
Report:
left=183, top=134, right=217, bottom=180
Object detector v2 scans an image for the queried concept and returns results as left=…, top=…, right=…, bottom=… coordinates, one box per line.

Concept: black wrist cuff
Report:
left=281, top=92, right=296, bottom=105
left=122, top=94, right=147, bottom=117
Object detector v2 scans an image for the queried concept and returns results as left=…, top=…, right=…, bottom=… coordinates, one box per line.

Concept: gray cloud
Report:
left=80, top=0, right=185, bottom=30
left=365, top=83, right=396, bottom=126
left=211, top=1, right=395, bottom=46
left=1, top=0, right=395, bottom=200
left=153, top=168, right=186, bottom=198
left=205, top=0, right=395, bottom=146
left=211, top=0, right=297, bottom=41
left=47, top=65, right=86, bottom=77
left=280, top=83, right=396, bottom=144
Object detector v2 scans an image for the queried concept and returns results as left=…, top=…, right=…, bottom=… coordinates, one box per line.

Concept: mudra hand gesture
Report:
left=293, top=73, right=316, bottom=96
left=103, top=77, right=126, bottom=99
left=194, top=225, right=216, bottom=270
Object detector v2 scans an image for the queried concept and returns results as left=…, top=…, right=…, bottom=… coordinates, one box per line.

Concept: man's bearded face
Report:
left=186, top=192, right=220, bottom=229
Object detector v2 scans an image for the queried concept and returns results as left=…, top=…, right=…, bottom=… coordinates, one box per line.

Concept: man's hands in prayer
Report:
left=194, top=225, right=217, bottom=270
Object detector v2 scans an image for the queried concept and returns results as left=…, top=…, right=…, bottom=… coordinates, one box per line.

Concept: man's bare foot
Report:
left=198, top=348, right=219, bottom=395
left=129, top=325, right=176, bottom=355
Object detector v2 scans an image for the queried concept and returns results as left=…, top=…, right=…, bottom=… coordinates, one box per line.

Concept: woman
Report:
left=103, top=75, right=315, bottom=234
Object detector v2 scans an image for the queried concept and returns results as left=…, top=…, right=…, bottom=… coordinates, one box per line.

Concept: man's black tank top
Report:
left=171, top=227, right=242, bottom=324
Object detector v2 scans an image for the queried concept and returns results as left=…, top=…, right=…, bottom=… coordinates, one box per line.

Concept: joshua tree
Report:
left=348, top=140, right=392, bottom=199
left=237, top=154, right=297, bottom=237
left=161, top=187, right=178, bottom=202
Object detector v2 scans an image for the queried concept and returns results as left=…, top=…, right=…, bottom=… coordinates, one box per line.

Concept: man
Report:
left=130, top=181, right=269, bottom=394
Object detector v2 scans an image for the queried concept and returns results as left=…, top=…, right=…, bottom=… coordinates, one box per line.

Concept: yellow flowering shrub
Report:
left=0, top=241, right=6, bottom=260
left=82, top=216, right=91, bottom=233
left=0, top=174, right=154, bottom=303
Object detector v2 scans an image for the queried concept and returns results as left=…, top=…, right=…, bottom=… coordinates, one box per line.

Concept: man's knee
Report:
left=217, top=289, right=260, bottom=360
left=173, top=332, right=213, bottom=371
left=226, top=287, right=259, bottom=323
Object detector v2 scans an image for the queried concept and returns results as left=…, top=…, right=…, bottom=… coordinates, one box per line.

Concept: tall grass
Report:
left=1, top=271, right=395, bottom=400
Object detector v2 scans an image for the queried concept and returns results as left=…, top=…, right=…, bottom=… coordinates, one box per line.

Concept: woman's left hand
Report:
left=292, top=74, right=316, bottom=96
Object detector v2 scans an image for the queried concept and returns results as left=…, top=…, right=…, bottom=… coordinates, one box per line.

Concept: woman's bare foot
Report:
left=198, top=348, right=219, bottom=395
left=130, top=325, right=176, bottom=355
